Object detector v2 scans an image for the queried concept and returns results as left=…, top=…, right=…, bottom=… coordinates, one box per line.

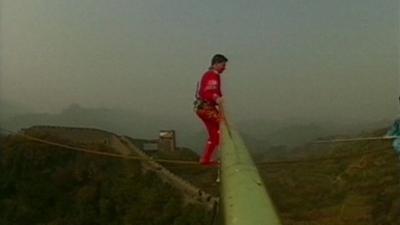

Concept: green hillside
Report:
left=1, top=127, right=399, bottom=225
left=0, top=133, right=214, bottom=225
left=260, top=129, right=400, bottom=225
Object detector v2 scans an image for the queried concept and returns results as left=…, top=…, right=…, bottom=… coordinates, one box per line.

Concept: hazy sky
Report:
left=1, top=0, right=399, bottom=124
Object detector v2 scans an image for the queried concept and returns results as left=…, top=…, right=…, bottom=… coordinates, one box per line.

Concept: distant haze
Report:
left=1, top=0, right=399, bottom=128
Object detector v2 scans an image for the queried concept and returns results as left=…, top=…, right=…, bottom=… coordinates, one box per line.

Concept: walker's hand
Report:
left=218, top=106, right=226, bottom=123
left=219, top=113, right=225, bottom=122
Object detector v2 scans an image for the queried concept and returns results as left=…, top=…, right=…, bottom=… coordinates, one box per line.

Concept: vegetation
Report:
left=2, top=127, right=400, bottom=225
left=0, top=134, right=213, bottom=225
left=260, top=129, right=400, bottom=225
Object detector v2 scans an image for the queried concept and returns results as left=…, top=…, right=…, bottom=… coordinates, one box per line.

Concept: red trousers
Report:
left=196, top=105, right=221, bottom=164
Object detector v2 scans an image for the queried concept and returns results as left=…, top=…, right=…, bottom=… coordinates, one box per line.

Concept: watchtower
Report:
left=158, top=130, right=176, bottom=151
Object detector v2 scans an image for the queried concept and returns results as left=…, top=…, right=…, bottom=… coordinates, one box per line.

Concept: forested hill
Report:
left=259, top=128, right=400, bottom=225
left=0, top=130, right=216, bottom=225
left=1, top=126, right=399, bottom=225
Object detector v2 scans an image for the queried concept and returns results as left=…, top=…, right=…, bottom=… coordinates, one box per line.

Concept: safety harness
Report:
left=193, top=81, right=203, bottom=111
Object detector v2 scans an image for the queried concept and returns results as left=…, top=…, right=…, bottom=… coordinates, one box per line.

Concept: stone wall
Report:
left=20, top=125, right=114, bottom=145
left=17, top=125, right=218, bottom=210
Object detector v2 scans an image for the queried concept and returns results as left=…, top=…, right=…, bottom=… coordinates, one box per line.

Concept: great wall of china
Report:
left=18, top=125, right=219, bottom=210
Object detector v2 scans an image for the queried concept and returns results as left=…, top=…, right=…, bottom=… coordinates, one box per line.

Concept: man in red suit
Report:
left=194, top=54, right=228, bottom=165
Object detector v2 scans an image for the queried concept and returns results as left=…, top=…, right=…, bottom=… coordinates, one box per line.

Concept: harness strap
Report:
left=195, top=81, right=200, bottom=100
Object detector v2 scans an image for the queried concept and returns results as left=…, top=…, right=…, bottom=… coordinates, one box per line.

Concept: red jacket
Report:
left=197, top=70, right=222, bottom=105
